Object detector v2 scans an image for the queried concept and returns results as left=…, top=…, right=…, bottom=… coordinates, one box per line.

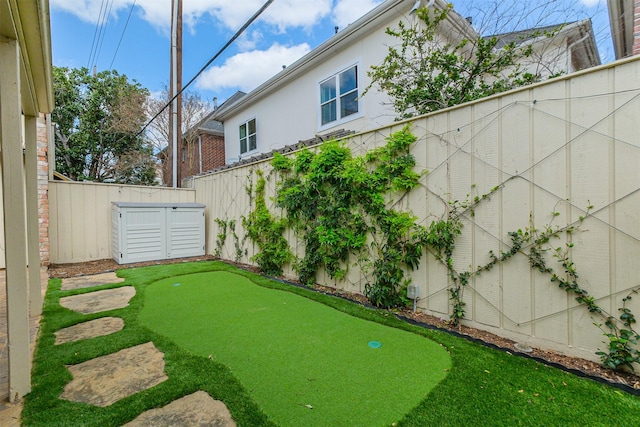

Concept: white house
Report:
left=212, top=0, right=600, bottom=166
left=491, top=19, right=600, bottom=79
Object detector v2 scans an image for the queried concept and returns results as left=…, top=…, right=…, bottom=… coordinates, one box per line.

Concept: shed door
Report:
left=122, top=207, right=167, bottom=263
left=167, top=208, right=205, bottom=259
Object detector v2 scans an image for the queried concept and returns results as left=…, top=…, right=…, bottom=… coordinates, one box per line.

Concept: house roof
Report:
left=0, top=0, right=54, bottom=115
left=217, top=90, right=247, bottom=111
left=198, top=119, right=224, bottom=134
left=196, top=129, right=355, bottom=176
left=489, top=21, right=577, bottom=48
left=489, top=19, right=601, bottom=69
left=212, top=0, right=476, bottom=121
left=183, top=90, right=247, bottom=138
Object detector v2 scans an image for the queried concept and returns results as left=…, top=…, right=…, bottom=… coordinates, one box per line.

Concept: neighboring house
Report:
left=161, top=113, right=226, bottom=187
left=162, top=92, right=246, bottom=186
left=607, top=0, right=640, bottom=58
left=491, top=19, right=600, bottom=78
left=0, top=0, right=54, bottom=401
left=213, top=0, right=601, bottom=166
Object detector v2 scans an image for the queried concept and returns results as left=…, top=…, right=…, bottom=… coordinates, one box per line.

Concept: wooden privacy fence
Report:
left=194, top=57, right=640, bottom=361
left=49, top=181, right=196, bottom=263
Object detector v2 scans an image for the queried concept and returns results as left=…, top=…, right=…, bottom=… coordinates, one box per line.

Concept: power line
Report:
left=109, top=0, right=137, bottom=70
left=87, top=0, right=113, bottom=71
left=86, top=0, right=108, bottom=69
left=93, top=0, right=115, bottom=69
left=139, top=0, right=276, bottom=138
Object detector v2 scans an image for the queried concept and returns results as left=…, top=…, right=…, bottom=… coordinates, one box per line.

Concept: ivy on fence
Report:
left=242, top=169, right=292, bottom=276
left=238, top=126, right=639, bottom=372
left=213, top=218, right=246, bottom=263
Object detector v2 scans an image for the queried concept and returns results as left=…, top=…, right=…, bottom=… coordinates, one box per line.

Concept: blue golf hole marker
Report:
left=173, top=283, right=181, bottom=287
left=368, top=340, right=382, bottom=349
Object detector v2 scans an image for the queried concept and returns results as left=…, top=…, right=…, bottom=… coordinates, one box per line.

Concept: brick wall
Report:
left=36, top=115, right=49, bottom=265
left=200, top=133, right=225, bottom=172
left=163, top=131, right=225, bottom=187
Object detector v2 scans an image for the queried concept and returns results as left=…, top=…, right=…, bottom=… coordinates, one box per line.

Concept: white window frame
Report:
left=239, top=117, right=257, bottom=156
left=318, top=63, right=362, bottom=130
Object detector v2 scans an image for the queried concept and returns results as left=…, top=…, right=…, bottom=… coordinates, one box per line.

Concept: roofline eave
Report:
left=214, top=0, right=474, bottom=120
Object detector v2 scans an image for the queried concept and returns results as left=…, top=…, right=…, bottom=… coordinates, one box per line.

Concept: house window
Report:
left=320, top=65, right=358, bottom=126
left=239, top=118, right=257, bottom=154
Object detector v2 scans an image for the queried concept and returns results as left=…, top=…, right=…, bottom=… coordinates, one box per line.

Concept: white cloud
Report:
left=332, top=0, right=384, bottom=29
left=51, top=0, right=332, bottom=32
left=237, top=30, right=264, bottom=52
left=195, top=43, right=311, bottom=92
left=50, top=0, right=134, bottom=24
left=262, top=0, right=332, bottom=32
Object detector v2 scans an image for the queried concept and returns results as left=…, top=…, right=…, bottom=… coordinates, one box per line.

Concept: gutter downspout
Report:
left=198, top=134, right=203, bottom=174
left=566, top=31, right=590, bottom=73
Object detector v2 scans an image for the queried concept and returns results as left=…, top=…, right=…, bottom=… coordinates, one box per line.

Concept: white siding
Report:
left=222, top=10, right=434, bottom=161
left=220, top=5, right=595, bottom=165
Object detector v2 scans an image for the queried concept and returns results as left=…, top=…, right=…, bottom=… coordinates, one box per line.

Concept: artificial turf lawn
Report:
left=139, top=271, right=451, bottom=427
left=23, top=261, right=640, bottom=426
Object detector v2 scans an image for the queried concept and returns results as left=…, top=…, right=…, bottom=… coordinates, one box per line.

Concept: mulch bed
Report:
left=47, top=257, right=640, bottom=394
left=48, top=255, right=218, bottom=279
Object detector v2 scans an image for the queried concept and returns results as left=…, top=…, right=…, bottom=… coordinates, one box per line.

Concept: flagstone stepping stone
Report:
left=61, top=272, right=124, bottom=291
left=60, top=342, right=168, bottom=407
left=54, top=317, right=124, bottom=345
left=123, top=391, right=237, bottom=427
left=60, top=286, right=135, bottom=314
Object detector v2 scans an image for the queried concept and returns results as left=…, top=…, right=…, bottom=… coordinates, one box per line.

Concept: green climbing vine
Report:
left=242, top=169, right=293, bottom=276
left=229, top=219, right=247, bottom=263
left=213, top=218, right=228, bottom=257
left=429, top=196, right=640, bottom=372
left=269, top=125, right=425, bottom=308
left=240, top=126, right=639, bottom=372
left=519, top=209, right=640, bottom=372
left=424, top=187, right=507, bottom=325
left=213, top=218, right=246, bottom=263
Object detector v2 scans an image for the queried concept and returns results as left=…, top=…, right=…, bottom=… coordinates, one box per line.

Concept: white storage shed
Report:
left=112, top=202, right=206, bottom=264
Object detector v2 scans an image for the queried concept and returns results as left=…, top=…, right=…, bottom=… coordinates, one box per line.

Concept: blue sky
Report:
left=50, top=0, right=612, bottom=105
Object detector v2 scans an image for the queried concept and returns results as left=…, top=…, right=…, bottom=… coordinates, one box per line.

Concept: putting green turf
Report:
left=140, top=271, right=450, bottom=427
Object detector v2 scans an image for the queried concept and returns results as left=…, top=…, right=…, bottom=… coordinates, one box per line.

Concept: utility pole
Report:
left=169, top=0, right=183, bottom=187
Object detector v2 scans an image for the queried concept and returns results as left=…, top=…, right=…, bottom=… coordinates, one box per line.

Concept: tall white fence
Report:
left=193, top=57, right=640, bottom=361
left=49, top=181, right=195, bottom=263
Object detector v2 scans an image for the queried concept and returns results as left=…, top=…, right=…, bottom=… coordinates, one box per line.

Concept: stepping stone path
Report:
left=55, top=273, right=237, bottom=425
left=60, top=286, right=135, bottom=314
left=54, top=317, right=124, bottom=345
left=123, top=391, right=237, bottom=427
left=61, top=342, right=168, bottom=407
left=61, top=272, right=124, bottom=291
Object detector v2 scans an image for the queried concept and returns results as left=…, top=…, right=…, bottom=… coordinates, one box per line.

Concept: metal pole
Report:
left=170, top=0, right=179, bottom=187
left=176, top=0, right=183, bottom=185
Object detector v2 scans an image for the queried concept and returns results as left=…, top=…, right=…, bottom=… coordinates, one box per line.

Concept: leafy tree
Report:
left=52, top=66, right=156, bottom=184
left=145, top=86, right=212, bottom=185
left=365, top=4, right=539, bottom=119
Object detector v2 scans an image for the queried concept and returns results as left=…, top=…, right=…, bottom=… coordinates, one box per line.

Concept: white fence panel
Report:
left=192, top=57, right=640, bottom=361
left=49, top=181, right=195, bottom=263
